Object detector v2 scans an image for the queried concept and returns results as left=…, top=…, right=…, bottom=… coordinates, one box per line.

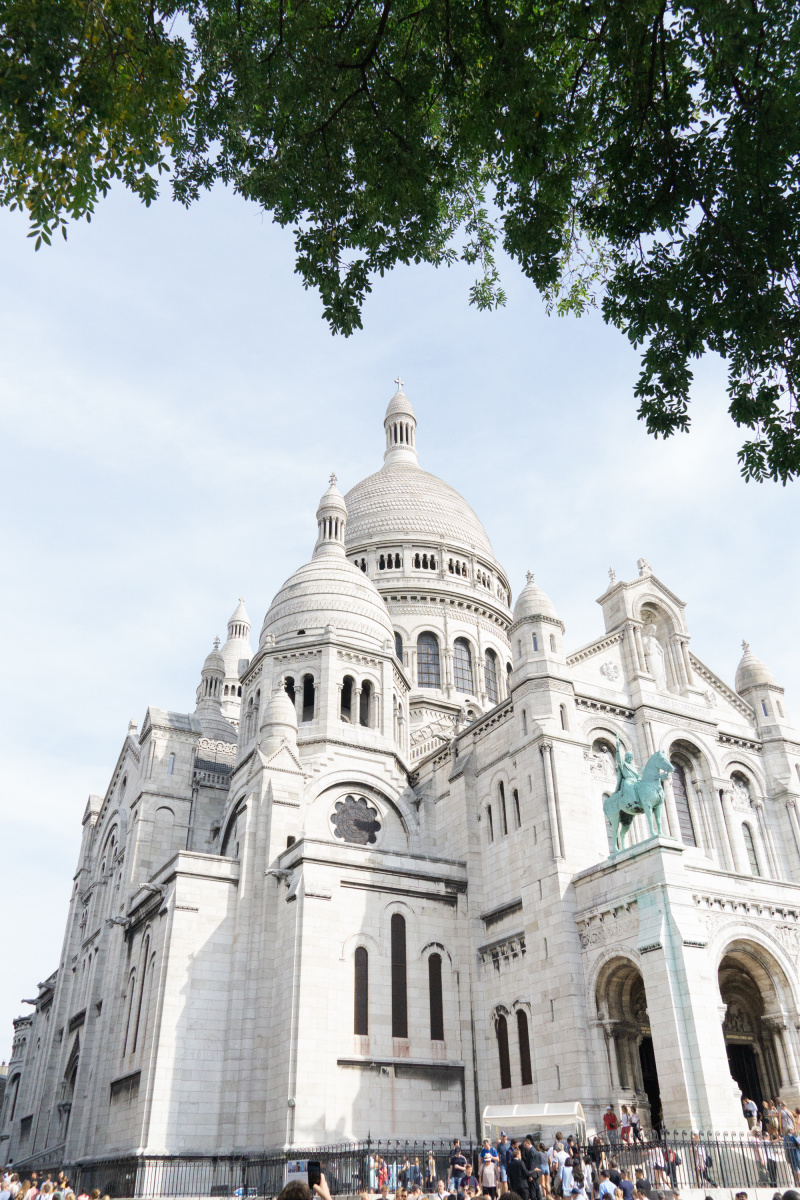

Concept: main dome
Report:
left=345, top=384, right=497, bottom=561
left=345, top=461, right=495, bottom=558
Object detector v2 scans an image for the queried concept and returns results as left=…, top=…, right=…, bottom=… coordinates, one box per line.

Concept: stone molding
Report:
left=575, top=902, right=639, bottom=950
left=575, top=695, right=635, bottom=721
left=567, top=630, right=625, bottom=667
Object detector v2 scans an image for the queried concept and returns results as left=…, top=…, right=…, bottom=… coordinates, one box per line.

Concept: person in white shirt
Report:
left=743, top=1097, right=759, bottom=1130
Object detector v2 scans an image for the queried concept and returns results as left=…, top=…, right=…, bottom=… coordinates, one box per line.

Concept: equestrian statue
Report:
left=603, top=736, right=674, bottom=852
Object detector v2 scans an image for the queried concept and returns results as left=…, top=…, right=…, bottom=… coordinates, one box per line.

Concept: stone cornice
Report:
left=567, top=629, right=625, bottom=667
left=689, top=654, right=754, bottom=719
left=575, top=694, right=635, bottom=721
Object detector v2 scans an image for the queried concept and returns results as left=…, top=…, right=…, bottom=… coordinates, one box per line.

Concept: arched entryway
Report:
left=597, top=958, right=661, bottom=1129
left=718, top=940, right=798, bottom=1108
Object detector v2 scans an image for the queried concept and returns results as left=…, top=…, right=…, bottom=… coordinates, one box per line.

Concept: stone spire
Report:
left=383, top=381, right=418, bottom=466
left=313, top=475, right=348, bottom=558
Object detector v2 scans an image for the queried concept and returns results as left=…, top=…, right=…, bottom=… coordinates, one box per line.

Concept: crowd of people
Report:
left=0, top=1172, right=108, bottom=1200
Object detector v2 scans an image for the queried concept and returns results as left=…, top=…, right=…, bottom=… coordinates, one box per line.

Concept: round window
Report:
left=331, top=794, right=382, bottom=845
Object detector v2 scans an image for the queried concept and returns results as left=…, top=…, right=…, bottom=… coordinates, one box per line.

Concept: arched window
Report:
left=516, top=1009, right=533, bottom=1085
left=122, top=969, right=136, bottom=1056
left=167, top=753, right=175, bottom=775
left=391, top=914, right=408, bottom=1038
left=522, top=709, right=528, bottom=736
left=379, top=555, right=386, bottom=570
left=532, top=633, right=539, bottom=652
left=559, top=704, right=568, bottom=730
left=428, top=953, right=444, bottom=1040
left=359, top=680, right=372, bottom=727
left=302, top=675, right=315, bottom=722
left=453, top=638, right=474, bottom=693
left=499, top=782, right=508, bottom=835
left=354, top=947, right=369, bottom=1035
left=417, top=633, right=441, bottom=688
left=670, top=760, right=698, bottom=847
left=414, top=553, right=421, bottom=568
left=513, top=788, right=521, bottom=828
left=132, top=936, right=150, bottom=1053
left=496, top=1014, right=512, bottom=1089
left=550, top=634, right=556, bottom=652
left=341, top=675, right=354, bottom=721
left=394, top=632, right=403, bottom=662
left=238, top=685, right=242, bottom=696
left=485, top=649, right=499, bottom=704
left=743, top=823, right=761, bottom=876
left=284, top=676, right=296, bottom=705
left=487, top=805, right=494, bottom=842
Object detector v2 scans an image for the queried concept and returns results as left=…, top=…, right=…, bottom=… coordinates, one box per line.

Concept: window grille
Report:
left=453, top=638, right=474, bottom=693
left=417, top=633, right=441, bottom=688
left=485, top=650, right=499, bottom=704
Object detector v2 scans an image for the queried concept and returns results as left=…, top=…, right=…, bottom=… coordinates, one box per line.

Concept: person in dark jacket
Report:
left=508, top=1150, right=530, bottom=1200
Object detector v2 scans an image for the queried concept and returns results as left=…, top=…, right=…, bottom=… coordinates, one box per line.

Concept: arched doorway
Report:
left=718, top=941, right=795, bottom=1107
left=597, top=958, right=661, bottom=1130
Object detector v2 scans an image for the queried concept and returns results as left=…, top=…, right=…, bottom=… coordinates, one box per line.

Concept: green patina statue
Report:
left=603, top=735, right=674, bottom=852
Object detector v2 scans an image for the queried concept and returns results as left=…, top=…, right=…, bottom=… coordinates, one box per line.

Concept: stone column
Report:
left=632, top=624, right=647, bottom=673
left=353, top=685, right=361, bottom=727
left=753, top=800, right=779, bottom=878
left=540, top=741, right=563, bottom=859
left=720, top=787, right=750, bottom=873
left=691, top=782, right=716, bottom=859
left=662, top=775, right=682, bottom=844
left=671, top=637, right=689, bottom=688
left=786, top=801, right=800, bottom=869
left=680, top=639, right=695, bottom=686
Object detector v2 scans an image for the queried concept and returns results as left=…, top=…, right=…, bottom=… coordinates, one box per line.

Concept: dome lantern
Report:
left=314, top=474, right=348, bottom=558
left=383, top=379, right=418, bottom=466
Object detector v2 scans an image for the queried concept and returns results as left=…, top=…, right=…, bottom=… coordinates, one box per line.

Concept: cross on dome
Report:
left=213, top=636, right=220, bottom=650
left=742, top=639, right=750, bottom=654
left=394, top=376, right=404, bottom=390
left=526, top=570, right=534, bottom=583
left=329, top=472, right=338, bottom=487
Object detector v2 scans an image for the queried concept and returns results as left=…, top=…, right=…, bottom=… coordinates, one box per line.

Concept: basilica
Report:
left=4, top=385, right=800, bottom=1166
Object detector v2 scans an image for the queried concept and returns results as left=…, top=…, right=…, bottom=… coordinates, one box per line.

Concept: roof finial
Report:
left=526, top=570, right=534, bottom=584
left=329, top=472, right=338, bottom=487
left=394, top=375, right=404, bottom=391
left=742, top=639, right=750, bottom=654
left=608, top=567, right=616, bottom=584
left=213, top=636, right=220, bottom=650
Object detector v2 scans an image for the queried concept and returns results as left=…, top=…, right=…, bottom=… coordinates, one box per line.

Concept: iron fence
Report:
left=17, top=1132, right=800, bottom=1198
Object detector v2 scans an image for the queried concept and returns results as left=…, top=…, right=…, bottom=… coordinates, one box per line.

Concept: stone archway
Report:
left=718, top=940, right=799, bottom=1108
left=597, top=958, right=661, bottom=1129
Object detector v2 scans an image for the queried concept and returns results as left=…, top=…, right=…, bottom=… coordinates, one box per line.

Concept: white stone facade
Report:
left=4, top=388, right=800, bottom=1165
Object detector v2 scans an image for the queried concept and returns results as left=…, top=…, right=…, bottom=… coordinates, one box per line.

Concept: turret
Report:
left=509, top=571, right=572, bottom=735
left=194, top=639, right=237, bottom=741
left=736, top=640, right=791, bottom=732
left=383, top=382, right=418, bottom=466
left=220, top=598, right=252, bottom=721
left=314, top=474, right=348, bottom=557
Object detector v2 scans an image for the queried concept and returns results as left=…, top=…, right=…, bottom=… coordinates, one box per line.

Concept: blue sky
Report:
left=1, top=183, right=798, bottom=1058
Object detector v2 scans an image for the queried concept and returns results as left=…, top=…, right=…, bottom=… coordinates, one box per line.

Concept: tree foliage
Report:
left=2, top=0, right=799, bottom=480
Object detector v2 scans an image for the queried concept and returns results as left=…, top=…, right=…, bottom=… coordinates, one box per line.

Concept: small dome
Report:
left=385, top=387, right=416, bottom=421
left=735, top=640, right=777, bottom=693
left=262, top=685, right=298, bottom=731
left=261, top=556, right=394, bottom=649
left=513, top=571, right=558, bottom=622
left=202, top=641, right=226, bottom=675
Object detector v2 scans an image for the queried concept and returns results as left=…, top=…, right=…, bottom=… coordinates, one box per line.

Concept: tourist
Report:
left=782, top=1103, right=798, bottom=1136
left=620, top=1108, right=631, bottom=1145
left=630, top=1108, right=643, bottom=1145
left=434, top=1181, right=453, bottom=1200
left=425, top=1158, right=437, bottom=1192
left=743, top=1098, right=759, bottom=1130
left=479, top=1152, right=500, bottom=1200
left=633, top=1172, right=651, bottom=1200
left=599, top=1172, right=616, bottom=1200
left=618, top=1171, right=633, bottom=1200
left=507, top=1149, right=530, bottom=1200
left=410, top=1163, right=422, bottom=1189
left=604, top=1109, right=619, bottom=1144
left=691, top=1135, right=718, bottom=1189
left=497, top=1134, right=513, bottom=1195
left=450, top=1144, right=468, bottom=1190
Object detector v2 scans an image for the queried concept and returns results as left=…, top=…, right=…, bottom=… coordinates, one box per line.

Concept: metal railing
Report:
left=17, top=1131, right=800, bottom=1198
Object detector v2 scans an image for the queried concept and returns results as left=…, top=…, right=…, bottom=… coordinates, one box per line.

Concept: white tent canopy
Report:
left=482, top=1103, right=586, bottom=1144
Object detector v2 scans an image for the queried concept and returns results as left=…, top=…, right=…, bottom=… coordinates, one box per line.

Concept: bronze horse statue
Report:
left=603, top=737, right=674, bottom=852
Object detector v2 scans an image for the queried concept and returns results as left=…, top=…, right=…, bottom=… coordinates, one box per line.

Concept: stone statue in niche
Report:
left=642, top=623, right=668, bottom=688
left=331, top=794, right=382, bottom=845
